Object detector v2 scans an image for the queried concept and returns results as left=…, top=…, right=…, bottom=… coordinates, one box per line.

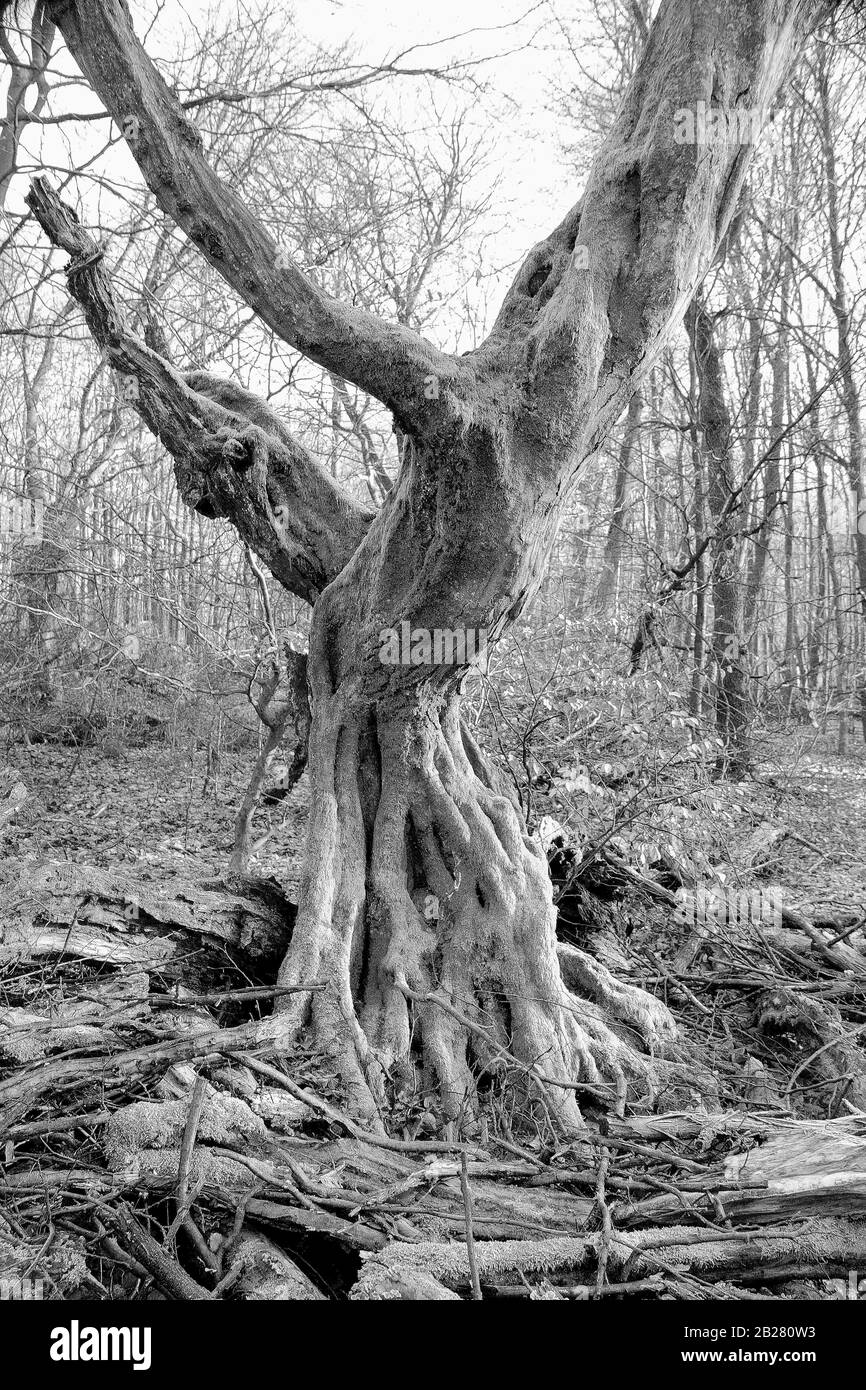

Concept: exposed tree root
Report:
left=265, top=685, right=677, bottom=1132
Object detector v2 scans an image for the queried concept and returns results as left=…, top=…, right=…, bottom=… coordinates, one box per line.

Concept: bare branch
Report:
left=26, top=176, right=373, bottom=603
left=44, top=0, right=473, bottom=433
left=479, top=0, right=829, bottom=482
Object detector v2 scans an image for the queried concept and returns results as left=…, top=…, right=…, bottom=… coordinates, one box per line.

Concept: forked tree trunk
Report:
left=27, top=0, right=830, bottom=1129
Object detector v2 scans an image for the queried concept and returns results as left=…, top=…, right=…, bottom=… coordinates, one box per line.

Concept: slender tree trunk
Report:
left=0, top=6, right=54, bottom=209
left=744, top=256, right=792, bottom=635
left=782, top=469, right=805, bottom=714
left=686, top=327, right=708, bottom=721
left=595, top=390, right=643, bottom=610
left=687, top=299, right=750, bottom=774
left=815, top=46, right=866, bottom=742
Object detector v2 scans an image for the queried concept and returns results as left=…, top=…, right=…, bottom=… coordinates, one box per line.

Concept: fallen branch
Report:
left=104, top=1201, right=214, bottom=1301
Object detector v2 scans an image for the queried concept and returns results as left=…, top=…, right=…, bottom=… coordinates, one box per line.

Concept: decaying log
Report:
left=602, top=1111, right=776, bottom=1143
left=0, top=972, right=150, bottom=1062
left=235, top=1200, right=387, bottom=1253
left=102, top=1084, right=269, bottom=1175
left=0, top=1020, right=263, bottom=1114
left=225, top=1231, right=325, bottom=1300
left=351, top=1266, right=461, bottom=1300
left=0, top=920, right=175, bottom=968
left=0, top=861, right=296, bottom=970
left=351, top=1216, right=866, bottom=1299
left=617, top=1118, right=866, bottom=1227
left=725, top=1118, right=866, bottom=1184
left=99, top=1087, right=595, bottom=1242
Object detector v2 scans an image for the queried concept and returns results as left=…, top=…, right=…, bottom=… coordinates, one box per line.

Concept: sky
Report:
left=189, top=0, right=583, bottom=273
left=0, top=0, right=593, bottom=342
left=286, top=0, right=593, bottom=313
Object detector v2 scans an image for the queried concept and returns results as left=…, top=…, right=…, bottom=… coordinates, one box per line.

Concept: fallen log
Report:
left=224, top=1231, right=325, bottom=1299
left=0, top=862, right=296, bottom=970
left=617, top=1118, right=866, bottom=1226
left=0, top=1020, right=263, bottom=1117
left=351, top=1216, right=866, bottom=1299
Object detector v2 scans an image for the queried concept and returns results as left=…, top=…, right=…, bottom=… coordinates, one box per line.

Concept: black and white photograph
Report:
left=0, top=0, right=864, bottom=1352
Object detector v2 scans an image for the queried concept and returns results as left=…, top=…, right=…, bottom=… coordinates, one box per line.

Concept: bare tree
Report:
left=22, top=0, right=828, bottom=1129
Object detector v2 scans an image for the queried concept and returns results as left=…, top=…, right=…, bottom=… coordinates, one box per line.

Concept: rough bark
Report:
left=25, top=177, right=373, bottom=605
left=352, top=1213, right=866, bottom=1298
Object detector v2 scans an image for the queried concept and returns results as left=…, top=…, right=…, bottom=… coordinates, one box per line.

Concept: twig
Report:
left=149, top=983, right=326, bottom=1009
left=235, top=1052, right=489, bottom=1155
left=593, top=1143, right=613, bottom=1291
left=596, top=1129, right=704, bottom=1173
left=824, top=916, right=866, bottom=950
left=785, top=1023, right=866, bottom=1099
left=176, top=1074, right=207, bottom=1212
left=3, top=1110, right=110, bottom=1141
left=104, top=1202, right=214, bottom=1301
left=168, top=1075, right=220, bottom=1275
left=643, top=949, right=713, bottom=1016
left=460, top=1152, right=483, bottom=1301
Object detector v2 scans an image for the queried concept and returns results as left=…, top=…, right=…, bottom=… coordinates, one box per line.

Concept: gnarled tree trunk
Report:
left=268, top=450, right=675, bottom=1126
left=27, top=0, right=829, bottom=1128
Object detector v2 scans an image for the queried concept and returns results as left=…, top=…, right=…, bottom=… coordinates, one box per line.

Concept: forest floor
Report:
left=2, top=738, right=311, bottom=893
left=744, top=728, right=866, bottom=920
left=1, top=723, right=865, bottom=1301
left=3, top=724, right=865, bottom=913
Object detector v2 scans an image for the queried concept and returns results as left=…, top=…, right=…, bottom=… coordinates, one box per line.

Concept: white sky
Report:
left=0, top=0, right=588, bottom=338
left=298, top=1, right=572, bottom=193
left=287, top=0, right=589, bottom=308
left=204, top=0, right=580, bottom=270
